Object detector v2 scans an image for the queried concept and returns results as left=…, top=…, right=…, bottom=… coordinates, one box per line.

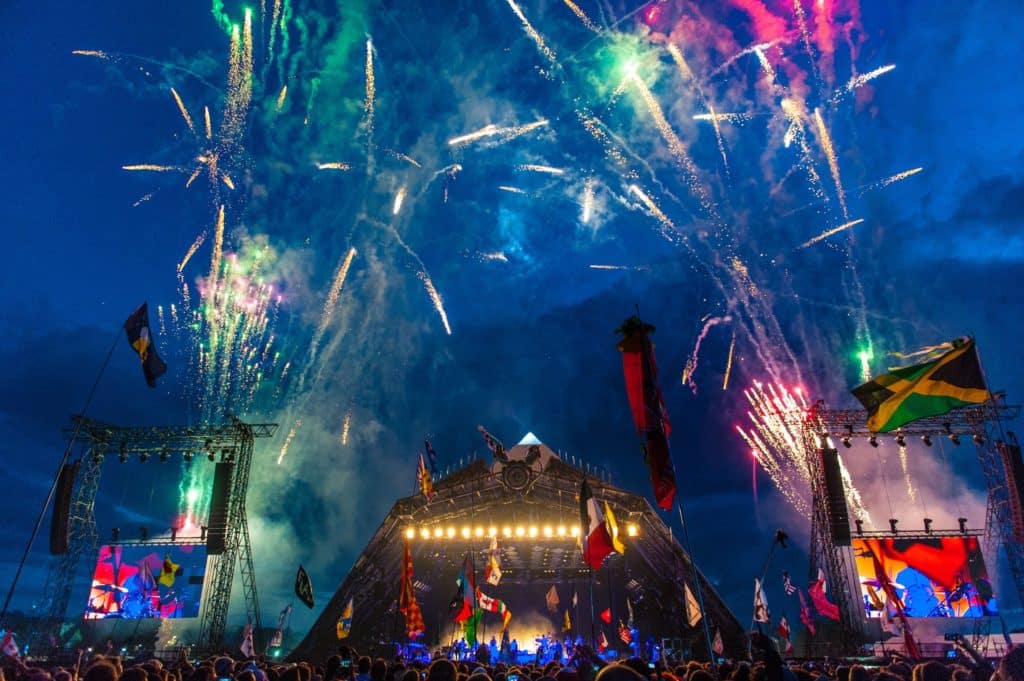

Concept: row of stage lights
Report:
left=404, top=524, right=640, bottom=541
left=829, top=424, right=984, bottom=449
left=95, top=440, right=237, bottom=464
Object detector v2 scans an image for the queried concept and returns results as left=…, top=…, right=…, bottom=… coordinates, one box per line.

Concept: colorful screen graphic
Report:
left=85, top=544, right=206, bottom=619
left=852, top=537, right=995, bottom=618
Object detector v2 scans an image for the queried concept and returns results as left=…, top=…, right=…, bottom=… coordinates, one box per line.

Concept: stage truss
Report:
left=794, top=400, right=1020, bottom=653
left=38, top=416, right=277, bottom=653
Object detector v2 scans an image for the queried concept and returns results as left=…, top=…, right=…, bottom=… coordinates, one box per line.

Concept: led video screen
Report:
left=85, top=544, right=206, bottom=619
left=852, top=537, right=995, bottom=618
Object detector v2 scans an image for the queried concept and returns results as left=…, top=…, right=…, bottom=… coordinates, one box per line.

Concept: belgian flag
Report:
left=852, top=338, right=988, bottom=433
left=124, top=302, right=167, bottom=388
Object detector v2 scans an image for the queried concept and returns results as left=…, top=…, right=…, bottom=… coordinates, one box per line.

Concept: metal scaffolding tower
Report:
left=38, top=416, right=277, bottom=654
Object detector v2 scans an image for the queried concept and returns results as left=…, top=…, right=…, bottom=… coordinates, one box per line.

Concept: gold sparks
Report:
left=418, top=271, right=452, bottom=335
left=309, top=247, right=358, bottom=364
left=447, top=120, right=549, bottom=147
left=628, top=184, right=679, bottom=243
left=480, top=252, right=508, bottom=262
left=221, top=174, right=235, bottom=190
left=277, top=418, right=302, bottom=465
left=504, top=0, right=558, bottom=69
left=316, top=162, right=351, bottom=171
left=72, top=49, right=110, bottom=59
left=581, top=178, right=596, bottom=224
left=392, top=185, right=408, bottom=215
left=667, top=43, right=696, bottom=82
left=693, top=112, right=753, bottom=124
left=363, top=38, right=375, bottom=138
left=844, top=64, right=896, bottom=93
left=498, top=185, right=529, bottom=195
left=589, top=264, right=630, bottom=270
left=178, top=232, right=206, bottom=272
left=170, top=88, right=195, bottom=133
left=123, top=164, right=177, bottom=172
left=204, top=106, right=212, bottom=139
left=563, top=0, right=600, bottom=33
left=276, top=85, right=288, bottom=111
left=209, top=205, right=226, bottom=290
left=798, top=218, right=864, bottom=249
left=341, top=410, right=352, bottom=445
left=185, top=167, right=202, bottom=188
left=814, top=108, right=848, bottom=219
left=517, top=164, right=565, bottom=175
left=877, top=166, right=923, bottom=190
left=723, top=332, right=736, bottom=390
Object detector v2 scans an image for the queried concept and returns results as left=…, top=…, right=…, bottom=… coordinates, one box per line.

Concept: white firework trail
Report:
left=277, top=418, right=302, bottom=465
left=316, top=161, right=351, bottom=171
left=517, top=164, right=565, bottom=175
left=693, top=112, right=754, bottom=124
left=681, top=315, right=732, bottom=393
left=498, top=185, right=529, bottom=195
left=581, top=178, right=596, bottom=224
left=858, top=167, right=923, bottom=196
left=341, top=409, right=352, bottom=445
left=307, top=247, right=357, bottom=370
left=447, top=120, right=549, bottom=147
left=393, top=185, right=408, bottom=215
left=814, top=107, right=849, bottom=219
left=418, top=271, right=452, bottom=335
left=798, top=218, right=864, bottom=249
left=504, top=0, right=559, bottom=71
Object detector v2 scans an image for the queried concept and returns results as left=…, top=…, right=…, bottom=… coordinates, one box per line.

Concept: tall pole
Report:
left=0, top=326, right=121, bottom=626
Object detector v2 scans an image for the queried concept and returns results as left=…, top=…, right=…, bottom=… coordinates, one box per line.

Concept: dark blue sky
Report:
left=1, top=0, right=1023, bottom=640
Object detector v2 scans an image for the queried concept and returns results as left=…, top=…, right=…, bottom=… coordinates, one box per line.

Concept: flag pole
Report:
left=750, top=534, right=782, bottom=631
left=0, top=325, right=122, bottom=626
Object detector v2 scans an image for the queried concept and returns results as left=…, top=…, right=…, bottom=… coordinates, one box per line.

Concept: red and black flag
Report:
left=124, top=302, right=167, bottom=388
left=295, top=565, right=315, bottom=608
left=616, top=315, right=676, bottom=510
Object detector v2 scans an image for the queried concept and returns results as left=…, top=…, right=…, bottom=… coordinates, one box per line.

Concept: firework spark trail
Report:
left=753, top=46, right=777, bottom=85
left=814, top=107, right=849, bottom=219
left=123, top=164, right=179, bottom=172
left=898, top=443, right=918, bottom=503
left=393, top=185, right=407, bottom=214
left=221, top=174, right=235, bottom=190
left=858, top=167, right=923, bottom=195
left=341, top=409, right=352, bottom=445
left=133, top=192, right=155, bottom=207
left=276, top=85, right=288, bottom=111
left=178, top=232, right=206, bottom=272
left=447, top=120, right=549, bottom=147
left=837, top=451, right=871, bottom=523
left=480, top=252, right=509, bottom=262
left=170, top=88, right=195, bottom=133
left=693, top=112, right=754, bottom=124
left=363, top=37, right=375, bottom=170
left=562, top=0, right=601, bottom=33
left=277, top=418, right=302, bottom=465
left=709, top=38, right=786, bottom=79
left=628, top=71, right=718, bottom=220
left=517, top=164, right=565, bottom=175
left=208, top=205, right=226, bottom=290
left=838, top=64, right=895, bottom=97
left=268, top=0, right=283, bottom=57
left=793, top=0, right=817, bottom=72
left=386, top=149, right=422, bottom=167
left=418, top=271, right=452, bottom=335
left=504, top=0, right=559, bottom=71
left=72, top=49, right=110, bottom=59
left=723, top=331, right=736, bottom=390
left=581, top=178, right=596, bottom=224
left=589, top=264, right=630, bottom=270
left=780, top=98, right=829, bottom=203
left=185, top=167, right=202, bottom=188
left=498, top=185, right=529, bottom=195
left=798, top=218, right=864, bottom=249
left=157, top=305, right=166, bottom=340
left=316, top=162, right=351, bottom=171
left=681, top=315, right=732, bottom=393
left=307, top=247, right=357, bottom=369
left=204, top=106, right=212, bottom=139
left=628, top=184, right=682, bottom=244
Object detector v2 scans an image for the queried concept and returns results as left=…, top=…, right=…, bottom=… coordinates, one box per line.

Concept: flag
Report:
left=1, top=632, right=18, bottom=658
left=464, top=609, right=483, bottom=647
left=866, top=540, right=920, bottom=659
left=616, top=315, right=677, bottom=510
left=579, top=478, right=614, bottom=569
left=798, top=588, right=815, bottom=636
left=597, top=630, right=609, bottom=652
left=782, top=572, right=796, bottom=596
left=476, top=589, right=512, bottom=632
left=865, top=584, right=884, bottom=613
left=485, top=535, right=502, bottom=586
left=240, top=619, right=254, bottom=658
left=477, top=425, right=509, bottom=462
left=563, top=609, right=572, bottom=632
left=852, top=338, right=988, bottom=433
left=336, top=599, right=353, bottom=640
left=604, top=501, right=626, bottom=554
left=777, top=615, right=791, bottom=641
left=271, top=604, right=292, bottom=647
left=808, top=578, right=840, bottom=621
left=417, top=453, right=433, bottom=501
left=626, top=597, right=634, bottom=627
left=546, top=585, right=560, bottom=613
left=454, top=552, right=477, bottom=623
left=124, top=303, right=167, bottom=388
left=295, top=565, right=315, bottom=608
left=712, top=628, right=724, bottom=656
left=400, top=539, right=425, bottom=638
left=600, top=608, right=612, bottom=624
left=424, top=438, right=438, bottom=474
left=158, top=553, right=179, bottom=587
left=817, top=567, right=828, bottom=593
left=753, top=578, right=770, bottom=623
left=618, top=620, right=632, bottom=644
left=684, top=583, right=702, bottom=627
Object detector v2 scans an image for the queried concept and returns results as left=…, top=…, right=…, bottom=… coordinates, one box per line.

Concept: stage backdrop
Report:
left=85, top=544, right=206, bottom=620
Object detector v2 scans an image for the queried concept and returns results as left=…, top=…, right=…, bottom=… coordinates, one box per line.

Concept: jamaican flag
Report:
left=852, top=338, right=988, bottom=432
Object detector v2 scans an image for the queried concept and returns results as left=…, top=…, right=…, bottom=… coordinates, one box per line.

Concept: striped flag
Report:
left=399, top=539, right=425, bottom=637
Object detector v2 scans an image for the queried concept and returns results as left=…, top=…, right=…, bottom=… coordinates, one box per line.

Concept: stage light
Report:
left=958, top=517, right=968, bottom=534
left=434, top=527, right=443, bottom=538
left=503, top=527, right=512, bottom=538
left=474, top=527, right=484, bottom=538
left=515, top=526, right=526, bottom=537
left=446, top=527, right=456, bottom=538
left=855, top=519, right=864, bottom=535
left=119, top=447, right=129, bottom=464
left=973, top=433, right=985, bottom=446
left=889, top=518, right=898, bottom=534
left=184, top=451, right=194, bottom=462
left=207, top=451, right=216, bottom=462
left=895, top=433, right=906, bottom=447
left=922, top=435, right=932, bottom=447
left=405, top=528, right=415, bottom=539
left=626, top=523, right=639, bottom=537
left=421, top=528, right=430, bottom=539
left=869, top=436, right=879, bottom=448
left=557, top=526, right=567, bottom=537
left=528, top=526, right=538, bottom=538
left=139, top=452, right=149, bottom=463
left=543, top=526, right=553, bottom=538
left=570, top=526, right=580, bottom=537
left=111, top=527, right=120, bottom=542
left=923, top=518, right=933, bottom=534
left=159, top=448, right=170, bottom=462
left=461, top=527, right=471, bottom=539
left=950, top=433, right=961, bottom=446
left=488, top=527, right=497, bottom=537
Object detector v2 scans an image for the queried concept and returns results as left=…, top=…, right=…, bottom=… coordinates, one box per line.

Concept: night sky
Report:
left=1, top=0, right=1023, bottom=641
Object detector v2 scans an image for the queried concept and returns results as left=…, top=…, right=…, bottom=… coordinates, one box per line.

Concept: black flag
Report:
left=295, top=565, right=315, bottom=609
left=124, top=302, right=167, bottom=388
